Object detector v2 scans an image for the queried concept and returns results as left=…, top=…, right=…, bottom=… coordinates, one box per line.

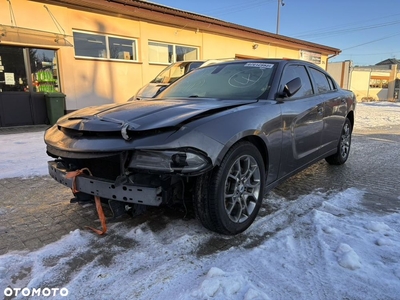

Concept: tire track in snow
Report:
left=225, top=191, right=336, bottom=299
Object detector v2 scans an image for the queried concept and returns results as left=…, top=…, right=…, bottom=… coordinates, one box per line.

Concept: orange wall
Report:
left=1, top=0, right=331, bottom=110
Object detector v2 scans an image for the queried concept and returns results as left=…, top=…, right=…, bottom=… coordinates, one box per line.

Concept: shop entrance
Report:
left=0, top=45, right=60, bottom=127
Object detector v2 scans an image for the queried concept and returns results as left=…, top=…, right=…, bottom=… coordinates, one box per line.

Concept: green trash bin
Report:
left=45, top=92, right=66, bottom=125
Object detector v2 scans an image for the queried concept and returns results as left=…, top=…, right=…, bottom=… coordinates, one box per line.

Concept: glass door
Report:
left=30, top=49, right=60, bottom=93
left=0, top=45, right=33, bottom=126
left=0, top=46, right=28, bottom=92
left=0, top=45, right=60, bottom=126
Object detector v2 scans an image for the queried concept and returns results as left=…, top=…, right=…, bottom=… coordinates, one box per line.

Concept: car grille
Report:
left=66, top=154, right=122, bottom=181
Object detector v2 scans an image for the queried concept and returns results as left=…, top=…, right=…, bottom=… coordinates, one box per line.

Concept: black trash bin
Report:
left=45, top=92, right=66, bottom=125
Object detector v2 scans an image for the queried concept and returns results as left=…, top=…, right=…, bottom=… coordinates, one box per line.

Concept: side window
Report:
left=280, top=65, right=314, bottom=98
left=327, top=76, right=336, bottom=90
left=309, top=68, right=331, bottom=94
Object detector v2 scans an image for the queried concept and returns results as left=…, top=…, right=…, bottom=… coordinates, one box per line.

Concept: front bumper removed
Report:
left=48, top=161, right=162, bottom=206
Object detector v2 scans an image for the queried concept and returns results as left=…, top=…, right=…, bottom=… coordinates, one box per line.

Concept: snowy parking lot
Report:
left=1, top=102, right=400, bottom=300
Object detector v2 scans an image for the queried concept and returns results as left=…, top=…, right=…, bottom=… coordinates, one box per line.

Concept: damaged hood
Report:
left=57, top=98, right=257, bottom=132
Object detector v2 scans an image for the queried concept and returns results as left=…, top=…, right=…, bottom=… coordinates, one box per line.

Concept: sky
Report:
left=147, top=0, right=400, bottom=66
left=1, top=102, right=400, bottom=299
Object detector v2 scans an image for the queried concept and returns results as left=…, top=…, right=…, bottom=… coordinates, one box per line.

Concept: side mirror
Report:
left=283, top=77, right=302, bottom=98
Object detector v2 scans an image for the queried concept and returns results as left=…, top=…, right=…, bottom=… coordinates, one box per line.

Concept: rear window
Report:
left=159, top=62, right=276, bottom=100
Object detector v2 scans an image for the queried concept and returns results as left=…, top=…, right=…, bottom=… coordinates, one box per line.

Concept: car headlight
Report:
left=129, top=150, right=212, bottom=174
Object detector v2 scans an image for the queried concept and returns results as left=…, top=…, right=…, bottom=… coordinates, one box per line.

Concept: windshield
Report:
left=151, top=61, right=204, bottom=84
left=158, top=62, right=276, bottom=100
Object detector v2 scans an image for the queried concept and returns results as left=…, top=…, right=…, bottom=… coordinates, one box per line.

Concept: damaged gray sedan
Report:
left=45, top=59, right=356, bottom=235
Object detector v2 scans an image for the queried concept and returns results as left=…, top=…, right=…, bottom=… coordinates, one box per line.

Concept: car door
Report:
left=308, top=67, right=346, bottom=154
left=278, top=64, right=324, bottom=177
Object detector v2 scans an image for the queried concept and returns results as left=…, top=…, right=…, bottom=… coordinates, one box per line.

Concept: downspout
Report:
left=326, top=51, right=340, bottom=71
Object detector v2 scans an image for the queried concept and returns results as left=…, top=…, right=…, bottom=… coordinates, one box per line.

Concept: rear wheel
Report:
left=194, top=142, right=265, bottom=235
left=325, top=118, right=352, bottom=165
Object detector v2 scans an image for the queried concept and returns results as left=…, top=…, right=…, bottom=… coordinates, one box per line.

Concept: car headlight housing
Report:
left=129, top=149, right=212, bottom=174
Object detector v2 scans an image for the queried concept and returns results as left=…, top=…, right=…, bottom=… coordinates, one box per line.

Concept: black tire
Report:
left=194, top=142, right=265, bottom=235
left=325, top=118, right=352, bottom=165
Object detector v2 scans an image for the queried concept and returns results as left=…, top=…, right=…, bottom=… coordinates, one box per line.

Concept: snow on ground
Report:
left=1, top=189, right=400, bottom=299
left=0, top=131, right=48, bottom=179
left=355, top=101, right=400, bottom=130
left=0, top=102, right=400, bottom=299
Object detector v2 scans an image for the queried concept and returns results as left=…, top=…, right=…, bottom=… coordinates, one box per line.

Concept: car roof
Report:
left=204, top=58, right=328, bottom=72
left=170, top=59, right=233, bottom=66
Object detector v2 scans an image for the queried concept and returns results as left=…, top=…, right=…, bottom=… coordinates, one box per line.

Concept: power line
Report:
left=295, top=20, right=400, bottom=40
left=291, top=12, right=400, bottom=37
left=341, top=51, right=400, bottom=57
left=341, top=32, right=400, bottom=51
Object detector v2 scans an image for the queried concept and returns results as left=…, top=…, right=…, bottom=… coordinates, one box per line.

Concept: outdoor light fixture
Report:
left=253, top=43, right=259, bottom=49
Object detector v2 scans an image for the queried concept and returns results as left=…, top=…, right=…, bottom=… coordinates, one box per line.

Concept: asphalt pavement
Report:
left=0, top=118, right=399, bottom=255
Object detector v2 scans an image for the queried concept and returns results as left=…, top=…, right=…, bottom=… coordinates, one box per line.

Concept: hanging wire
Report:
left=7, top=0, right=17, bottom=27
left=292, top=12, right=400, bottom=38
left=44, top=5, right=66, bottom=35
left=342, top=32, right=400, bottom=51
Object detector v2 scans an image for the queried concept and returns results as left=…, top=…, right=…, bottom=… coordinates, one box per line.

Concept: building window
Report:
left=148, top=41, right=198, bottom=64
left=108, top=36, right=136, bottom=60
left=32, top=49, right=60, bottom=93
left=0, top=46, right=27, bottom=92
left=0, top=46, right=60, bottom=93
left=370, top=77, right=389, bottom=89
left=73, top=31, right=137, bottom=61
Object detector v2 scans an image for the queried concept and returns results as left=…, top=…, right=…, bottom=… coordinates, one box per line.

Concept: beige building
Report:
left=328, top=59, right=400, bottom=102
left=0, top=0, right=340, bottom=127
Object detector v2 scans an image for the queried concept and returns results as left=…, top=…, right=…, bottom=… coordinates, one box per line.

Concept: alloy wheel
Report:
left=340, top=123, right=351, bottom=159
left=223, top=155, right=261, bottom=223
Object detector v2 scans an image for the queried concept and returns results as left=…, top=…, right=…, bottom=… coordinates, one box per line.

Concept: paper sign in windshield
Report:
left=244, top=63, right=274, bottom=69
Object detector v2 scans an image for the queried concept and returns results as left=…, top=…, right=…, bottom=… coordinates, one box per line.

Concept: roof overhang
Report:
left=0, top=24, right=72, bottom=47
left=30, top=0, right=340, bottom=56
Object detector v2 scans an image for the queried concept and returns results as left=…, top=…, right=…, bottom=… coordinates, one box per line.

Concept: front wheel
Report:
left=325, top=118, right=352, bottom=165
left=194, top=142, right=265, bottom=235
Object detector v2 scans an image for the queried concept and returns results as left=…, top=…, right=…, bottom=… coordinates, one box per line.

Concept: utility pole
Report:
left=276, top=0, right=285, bottom=34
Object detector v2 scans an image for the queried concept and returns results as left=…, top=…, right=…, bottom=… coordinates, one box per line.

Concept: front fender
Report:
left=190, top=102, right=283, bottom=183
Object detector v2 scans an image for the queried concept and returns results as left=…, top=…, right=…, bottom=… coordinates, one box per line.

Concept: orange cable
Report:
left=66, top=168, right=107, bottom=235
